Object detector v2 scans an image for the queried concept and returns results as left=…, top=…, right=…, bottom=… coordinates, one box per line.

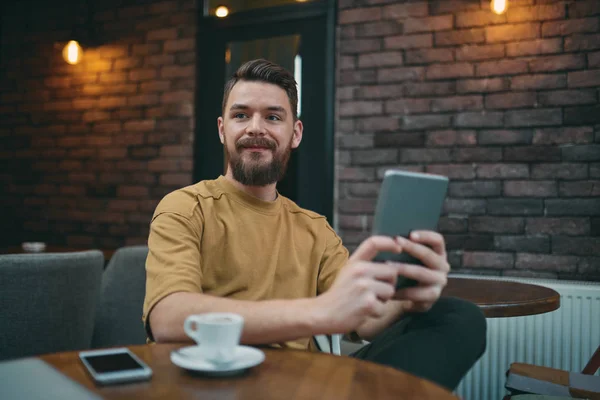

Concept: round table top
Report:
left=41, top=344, right=458, bottom=400
left=442, top=277, right=560, bottom=318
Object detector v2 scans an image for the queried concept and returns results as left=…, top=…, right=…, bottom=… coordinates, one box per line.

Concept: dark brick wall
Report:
left=336, top=0, right=600, bottom=280
left=0, top=0, right=196, bottom=249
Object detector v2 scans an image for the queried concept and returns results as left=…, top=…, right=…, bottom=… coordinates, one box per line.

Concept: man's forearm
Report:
left=150, top=292, right=328, bottom=344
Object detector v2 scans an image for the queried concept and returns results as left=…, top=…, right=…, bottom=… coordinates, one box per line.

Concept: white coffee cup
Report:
left=183, top=313, right=244, bottom=365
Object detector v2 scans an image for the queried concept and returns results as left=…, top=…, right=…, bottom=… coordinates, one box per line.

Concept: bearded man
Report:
left=142, top=59, right=486, bottom=390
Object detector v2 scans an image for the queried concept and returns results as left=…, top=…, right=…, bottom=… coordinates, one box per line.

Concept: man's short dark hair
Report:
left=222, top=59, right=299, bottom=120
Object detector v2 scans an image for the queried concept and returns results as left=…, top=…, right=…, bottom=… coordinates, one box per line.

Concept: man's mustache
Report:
left=236, top=137, right=276, bottom=151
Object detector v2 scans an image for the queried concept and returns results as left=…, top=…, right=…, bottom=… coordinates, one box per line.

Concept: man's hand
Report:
left=392, top=231, right=449, bottom=312
left=315, top=232, right=449, bottom=336
left=315, top=236, right=403, bottom=334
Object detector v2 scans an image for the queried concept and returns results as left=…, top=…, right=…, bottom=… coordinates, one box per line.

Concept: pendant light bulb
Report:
left=491, top=0, right=508, bottom=15
left=62, top=40, right=83, bottom=65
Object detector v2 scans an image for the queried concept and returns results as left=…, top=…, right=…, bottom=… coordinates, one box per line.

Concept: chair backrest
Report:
left=582, top=344, right=600, bottom=375
left=0, top=251, right=104, bottom=361
left=91, top=246, right=148, bottom=348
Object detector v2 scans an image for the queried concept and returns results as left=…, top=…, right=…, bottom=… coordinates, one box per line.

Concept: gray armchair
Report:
left=89, top=245, right=346, bottom=354
left=0, top=250, right=104, bottom=361
left=91, top=245, right=148, bottom=348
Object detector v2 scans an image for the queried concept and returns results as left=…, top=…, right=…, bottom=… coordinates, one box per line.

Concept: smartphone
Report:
left=372, top=170, right=449, bottom=290
left=79, top=347, right=152, bottom=385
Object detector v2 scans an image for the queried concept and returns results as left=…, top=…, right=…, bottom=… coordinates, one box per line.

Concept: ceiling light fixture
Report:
left=215, top=5, right=229, bottom=18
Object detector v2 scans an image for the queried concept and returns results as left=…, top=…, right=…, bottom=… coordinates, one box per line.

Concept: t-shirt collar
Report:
left=215, top=175, right=281, bottom=214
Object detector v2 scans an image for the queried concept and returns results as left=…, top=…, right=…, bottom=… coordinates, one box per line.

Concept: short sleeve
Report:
left=317, top=223, right=349, bottom=295
left=142, top=206, right=204, bottom=339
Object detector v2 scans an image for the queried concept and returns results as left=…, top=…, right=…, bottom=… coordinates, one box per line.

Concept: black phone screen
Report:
left=83, top=353, right=144, bottom=373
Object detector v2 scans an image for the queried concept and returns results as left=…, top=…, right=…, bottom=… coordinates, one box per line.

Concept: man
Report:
left=143, top=59, right=486, bottom=390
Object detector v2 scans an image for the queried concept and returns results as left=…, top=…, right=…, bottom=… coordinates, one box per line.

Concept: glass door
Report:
left=194, top=1, right=335, bottom=220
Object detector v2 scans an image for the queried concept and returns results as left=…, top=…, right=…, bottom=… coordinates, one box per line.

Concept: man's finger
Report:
left=409, top=230, right=446, bottom=256
left=396, top=285, right=442, bottom=303
left=397, top=237, right=450, bottom=272
left=352, top=261, right=398, bottom=286
left=410, top=231, right=446, bottom=255
left=392, top=263, right=447, bottom=286
left=363, top=292, right=387, bottom=318
left=363, top=279, right=396, bottom=302
left=349, top=236, right=402, bottom=263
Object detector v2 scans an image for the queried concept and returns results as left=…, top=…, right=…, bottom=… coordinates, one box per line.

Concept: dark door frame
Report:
left=194, top=0, right=337, bottom=222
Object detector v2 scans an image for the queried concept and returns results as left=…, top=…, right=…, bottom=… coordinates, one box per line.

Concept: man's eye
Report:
left=267, top=115, right=281, bottom=121
left=234, top=113, right=247, bottom=119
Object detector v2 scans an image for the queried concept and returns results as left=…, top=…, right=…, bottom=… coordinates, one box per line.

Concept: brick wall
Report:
left=0, top=0, right=196, bottom=249
left=1, top=0, right=598, bottom=280
left=336, top=0, right=600, bottom=280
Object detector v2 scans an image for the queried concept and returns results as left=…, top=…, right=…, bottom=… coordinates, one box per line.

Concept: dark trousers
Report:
left=350, top=297, right=487, bottom=391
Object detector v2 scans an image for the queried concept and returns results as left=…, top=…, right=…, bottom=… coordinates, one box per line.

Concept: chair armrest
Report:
left=509, top=363, right=570, bottom=387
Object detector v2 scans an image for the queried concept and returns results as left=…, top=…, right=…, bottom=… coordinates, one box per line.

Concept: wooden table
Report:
left=41, top=344, right=458, bottom=400
left=442, top=277, right=560, bottom=318
left=0, top=245, right=115, bottom=261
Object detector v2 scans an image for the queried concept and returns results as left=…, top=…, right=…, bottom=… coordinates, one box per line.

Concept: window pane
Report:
left=225, top=35, right=302, bottom=115
left=225, top=34, right=301, bottom=84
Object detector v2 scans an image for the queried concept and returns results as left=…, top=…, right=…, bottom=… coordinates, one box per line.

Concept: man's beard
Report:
left=226, top=136, right=292, bottom=186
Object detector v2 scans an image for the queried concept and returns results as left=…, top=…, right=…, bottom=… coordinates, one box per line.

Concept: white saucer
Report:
left=170, top=345, right=265, bottom=377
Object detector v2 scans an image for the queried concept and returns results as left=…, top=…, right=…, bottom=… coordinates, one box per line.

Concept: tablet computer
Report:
left=372, top=170, right=449, bottom=290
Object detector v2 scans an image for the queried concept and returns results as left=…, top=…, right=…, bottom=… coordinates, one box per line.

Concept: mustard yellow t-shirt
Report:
left=142, top=176, right=349, bottom=350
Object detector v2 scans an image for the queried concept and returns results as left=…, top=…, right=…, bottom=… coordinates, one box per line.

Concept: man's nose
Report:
left=246, top=115, right=266, bottom=136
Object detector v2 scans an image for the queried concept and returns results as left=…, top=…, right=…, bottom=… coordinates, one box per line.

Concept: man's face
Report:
left=218, top=80, right=303, bottom=186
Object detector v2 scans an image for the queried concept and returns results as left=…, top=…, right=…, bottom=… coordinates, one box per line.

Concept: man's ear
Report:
left=292, top=119, right=303, bottom=149
left=217, top=116, right=225, bottom=144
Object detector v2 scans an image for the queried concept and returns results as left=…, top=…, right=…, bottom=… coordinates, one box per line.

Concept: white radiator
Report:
left=454, top=275, right=600, bottom=400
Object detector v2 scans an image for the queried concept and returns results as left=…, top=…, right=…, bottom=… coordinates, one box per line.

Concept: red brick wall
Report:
left=336, top=0, right=600, bottom=280
left=0, top=0, right=196, bottom=249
